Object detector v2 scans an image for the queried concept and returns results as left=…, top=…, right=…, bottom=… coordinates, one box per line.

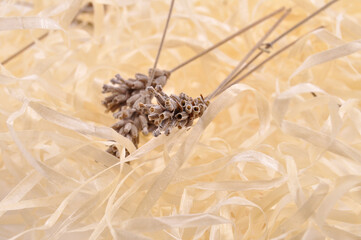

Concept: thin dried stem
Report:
left=208, top=8, right=291, bottom=100
left=1, top=32, right=49, bottom=65
left=1, top=2, right=97, bottom=66
left=149, top=0, right=176, bottom=83
left=224, top=26, right=324, bottom=90
left=270, top=0, right=338, bottom=45
left=212, top=0, right=339, bottom=98
left=169, top=7, right=285, bottom=73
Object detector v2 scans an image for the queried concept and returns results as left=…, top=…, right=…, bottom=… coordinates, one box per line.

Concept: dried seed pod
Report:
left=192, top=105, right=200, bottom=115
left=113, top=108, right=135, bottom=119
left=175, top=112, right=188, bottom=121
left=148, top=113, right=159, bottom=121
left=111, top=119, right=127, bottom=131
left=135, top=73, right=149, bottom=82
left=130, top=123, right=138, bottom=139
left=184, top=104, right=192, bottom=114
left=179, top=92, right=190, bottom=101
left=165, top=98, right=177, bottom=112
left=139, top=114, right=149, bottom=135
left=154, top=76, right=167, bottom=86
left=159, top=111, right=172, bottom=120
left=150, top=105, right=164, bottom=114
left=177, top=120, right=187, bottom=129
left=126, top=93, right=142, bottom=106
left=140, top=85, right=209, bottom=137
left=148, top=68, right=170, bottom=81
left=186, top=119, right=194, bottom=127
left=133, top=96, right=145, bottom=110
left=123, top=122, right=132, bottom=134
left=102, top=84, right=127, bottom=94
left=106, top=144, right=119, bottom=157
left=153, top=128, right=161, bottom=137
left=163, top=118, right=177, bottom=136
left=147, top=86, right=167, bottom=107
left=124, top=79, right=136, bottom=88
left=131, top=80, right=145, bottom=89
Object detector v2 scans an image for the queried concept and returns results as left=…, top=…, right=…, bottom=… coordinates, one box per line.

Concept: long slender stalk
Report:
left=169, top=7, right=285, bottom=73
left=149, top=0, right=176, bottom=83
left=220, top=26, right=324, bottom=92
left=270, top=0, right=338, bottom=45
left=211, top=0, right=339, bottom=98
left=1, top=2, right=98, bottom=66
left=1, top=32, right=49, bottom=65
left=207, top=9, right=291, bottom=100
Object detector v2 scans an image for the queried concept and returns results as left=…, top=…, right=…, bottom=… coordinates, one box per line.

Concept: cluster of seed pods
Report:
left=102, top=68, right=170, bottom=157
left=140, top=85, right=210, bottom=137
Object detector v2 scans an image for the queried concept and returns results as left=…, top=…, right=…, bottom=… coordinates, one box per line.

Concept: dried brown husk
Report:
left=0, top=0, right=361, bottom=239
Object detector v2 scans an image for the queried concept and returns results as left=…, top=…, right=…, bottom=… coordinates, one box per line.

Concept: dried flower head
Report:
left=140, top=85, right=210, bottom=137
left=102, top=68, right=170, bottom=156
left=102, top=68, right=170, bottom=113
left=101, top=0, right=338, bottom=158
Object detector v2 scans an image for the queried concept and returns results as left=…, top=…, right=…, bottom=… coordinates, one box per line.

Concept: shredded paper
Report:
left=0, top=0, right=360, bottom=239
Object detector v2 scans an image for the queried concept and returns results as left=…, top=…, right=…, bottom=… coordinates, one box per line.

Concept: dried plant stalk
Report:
left=169, top=7, right=285, bottom=73
left=139, top=0, right=338, bottom=138
left=207, top=8, right=292, bottom=100
left=212, top=0, right=339, bottom=98
left=102, top=0, right=338, bottom=156
left=102, top=7, right=285, bottom=156
left=1, top=3, right=94, bottom=66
